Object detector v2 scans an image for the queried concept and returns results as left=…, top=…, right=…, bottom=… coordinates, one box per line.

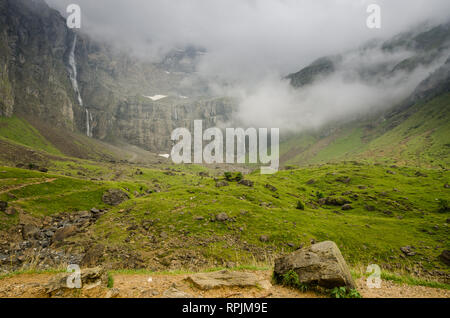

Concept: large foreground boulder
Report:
left=274, top=241, right=356, bottom=289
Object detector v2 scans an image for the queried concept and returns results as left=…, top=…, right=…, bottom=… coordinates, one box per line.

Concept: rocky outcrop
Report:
left=185, top=270, right=271, bottom=290
left=0, top=0, right=78, bottom=127
left=274, top=241, right=356, bottom=289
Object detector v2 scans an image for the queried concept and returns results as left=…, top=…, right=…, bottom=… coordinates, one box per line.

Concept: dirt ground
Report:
left=0, top=270, right=448, bottom=298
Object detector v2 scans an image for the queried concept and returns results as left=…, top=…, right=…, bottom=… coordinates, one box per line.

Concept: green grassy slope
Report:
left=280, top=94, right=450, bottom=168
left=0, top=116, right=61, bottom=155
left=1, top=161, right=448, bottom=275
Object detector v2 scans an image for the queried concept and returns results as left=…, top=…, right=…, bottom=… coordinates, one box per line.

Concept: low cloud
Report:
left=45, top=0, right=450, bottom=133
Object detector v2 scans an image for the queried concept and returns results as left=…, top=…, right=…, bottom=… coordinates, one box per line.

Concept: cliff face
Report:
left=0, top=0, right=79, bottom=126
left=0, top=0, right=233, bottom=151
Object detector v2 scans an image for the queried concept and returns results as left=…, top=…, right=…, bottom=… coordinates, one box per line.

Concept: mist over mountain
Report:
left=43, top=0, right=450, bottom=136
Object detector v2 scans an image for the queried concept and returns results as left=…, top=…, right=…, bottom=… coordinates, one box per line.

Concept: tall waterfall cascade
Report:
left=67, top=34, right=93, bottom=137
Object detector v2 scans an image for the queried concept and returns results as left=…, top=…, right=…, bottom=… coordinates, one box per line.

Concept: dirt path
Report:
left=0, top=178, right=57, bottom=195
left=0, top=271, right=448, bottom=298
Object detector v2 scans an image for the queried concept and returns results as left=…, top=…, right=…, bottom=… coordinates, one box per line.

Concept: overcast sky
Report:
left=45, top=0, right=450, bottom=131
left=46, top=0, right=450, bottom=78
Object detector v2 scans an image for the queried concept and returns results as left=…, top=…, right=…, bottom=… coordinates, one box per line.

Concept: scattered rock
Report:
left=82, top=244, right=105, bottom=267
left=215, top=181, right=229, bottom=188
left=4, top=206, right=17, bottom=216
left=445, top=184, right=450, bottom=189
left=319, top=197, right=351, bottom=206
left=194, top=216, right=204, bottom=221
left=274, top=241, right=356, bottom=289
left=306, top=179, right=316, bottom=185
left=238, top=179, right=254, bottom=187
left=102, top=189, right=130, bottom=206
left=336, top=176, right=351, bottom=184
left=341, top=204, right=353, bottom=211
left=400, top=246, right=416, bottom=256
left=264, top=184, right=277, bottom=192
left=415, top=171, right=428, bottom=177
left=259, top=235, right=269, bottom=242
left=439, top=250, right=450, bottom=266
left=0, top=201, right=7, bottom=212
left=105, top=288, right=120, bottom=298
left=386, top=170, right=396, bottom=175
left=215, top=213, right=229, bottom=222
left=53, top=225, right=78, bottom=243
left=364, top=205, right=376, bottom=212
left=185, top=270, right=271, bottom=290
left=22, top=224, right=40, bottom=240
left=163, top=285, right=192, bottom=298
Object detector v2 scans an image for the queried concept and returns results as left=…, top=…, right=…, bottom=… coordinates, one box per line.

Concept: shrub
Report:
left=275, top=270, right=308, bottom=292
left=438, top=198, right=449, bottom=212
left=296, top=200, right=305, bottom=210
left=235, top=172, right=243, bottom=182
left=316, top=191, right=324, bottom=199
left=224, top=172, right=233, bottom=181
left=330, top=287, right=362, bottom=298
left=107, top=273, right=114, bottom=288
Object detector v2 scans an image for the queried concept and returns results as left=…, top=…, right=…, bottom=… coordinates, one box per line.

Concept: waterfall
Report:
left=85, top=109, right=93, bottom=138
left=67, top=34, right=83, bottom=106
left=68, top=34, right=93, bottom=137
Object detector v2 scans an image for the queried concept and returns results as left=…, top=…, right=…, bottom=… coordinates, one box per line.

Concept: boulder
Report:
left=264, top=184, right=278, bottom=192
left=274, top=241, right=356, bottom=289
left=400, top=246, right=416, bottom=256
left=0, top=201, right=7, bottom=212
left=185, top=270, right=271, bottom=290
left=44, top=267, right=108, bottom=295
left=341, top=204, right=353, bottom=211
left=53, top=225, right=78, bottom=242
left=215, top=181, right=229, bottom=188
left=4, top=206, right=17, bottom=216
left=238, top=179, right=254, bottom=187
left=102, top=189, right=130, bottom=206
left=318, top=197, right=351, bottom=206
left=22, top=224, right=40, bottom=240
left=215, top=213, right=229, bottom=222
left=438, top=250, right=450, bottom=266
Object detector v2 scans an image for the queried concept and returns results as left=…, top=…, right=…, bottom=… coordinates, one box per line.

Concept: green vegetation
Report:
left=381, top=271, right=450, bottom=290
left=0, top=111, right=448, bottom=289
left=280, top=94, right=450, bottom=168
left=330, top=287, right=362, bottom=298
left=273, top=270, right=309, bottom=292
left=0, top=116, right=61, bottom=155
left=107, top=273, right=115, bottom=288
left=438, top=198, right=449, bottom=212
